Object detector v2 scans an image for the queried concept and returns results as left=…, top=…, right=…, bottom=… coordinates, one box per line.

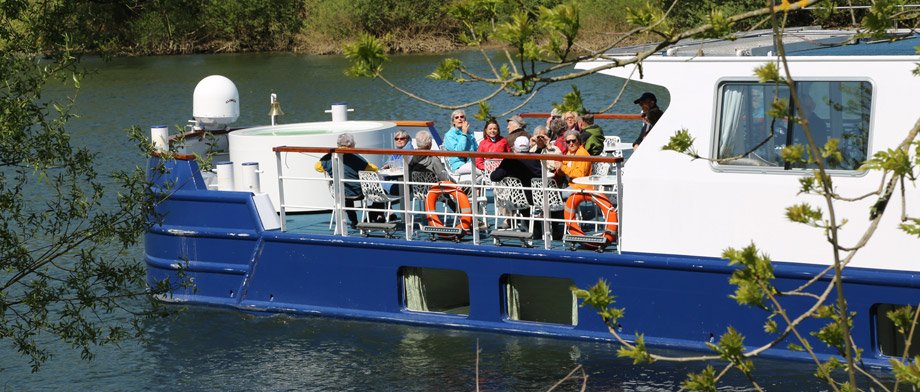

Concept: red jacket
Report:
left=476, top=136, right=509, bottom=169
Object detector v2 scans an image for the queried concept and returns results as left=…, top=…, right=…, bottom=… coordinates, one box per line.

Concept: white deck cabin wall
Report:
left=577, top=56, right=920, bottom=271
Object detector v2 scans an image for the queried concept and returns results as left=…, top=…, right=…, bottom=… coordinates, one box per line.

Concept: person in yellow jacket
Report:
left=553, top=130, right=592, bottom=198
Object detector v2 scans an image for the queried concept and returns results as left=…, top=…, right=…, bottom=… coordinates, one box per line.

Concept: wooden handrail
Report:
left=272, top=146, right=623, bottom=163
left=519, top=113, right=642, bottom=120
left=151, top=151, right=198, bottom=161
left=391, top=120, right=435, bottom=127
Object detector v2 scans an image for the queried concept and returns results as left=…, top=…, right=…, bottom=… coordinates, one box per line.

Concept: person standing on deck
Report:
left=579, top=114, right=605, bottom=155
left=631, top=92, right=664, bottom=150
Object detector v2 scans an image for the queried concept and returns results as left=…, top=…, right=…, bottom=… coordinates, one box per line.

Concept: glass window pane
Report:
left=717, top=81, right=870, bottom=171
left=717, top=83, right=787, bottom=167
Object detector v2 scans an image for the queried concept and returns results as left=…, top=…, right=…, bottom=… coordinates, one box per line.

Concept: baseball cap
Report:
left=514, top=136, right=530, bottom=152
left=633, top=92, right=657, bottom=104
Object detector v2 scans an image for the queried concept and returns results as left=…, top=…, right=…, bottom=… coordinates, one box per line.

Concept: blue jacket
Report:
left=442, top=126, right=478, bottom=172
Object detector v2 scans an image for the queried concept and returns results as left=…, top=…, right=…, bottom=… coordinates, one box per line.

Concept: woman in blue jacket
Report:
left=442, top=109, right=478, bottom=178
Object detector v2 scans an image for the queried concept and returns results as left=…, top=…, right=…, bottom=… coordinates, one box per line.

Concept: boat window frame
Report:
left=709, top=77, right=874, bottom=177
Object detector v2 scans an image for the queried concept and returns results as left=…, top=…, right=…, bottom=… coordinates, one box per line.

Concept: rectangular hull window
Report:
left=716, top=81, right=871, bottom=170
left=401, top=267, right=469, bottom=315
left=504, top=275, right=577, bottom=326
left=875, top=304, right=920, bottom=357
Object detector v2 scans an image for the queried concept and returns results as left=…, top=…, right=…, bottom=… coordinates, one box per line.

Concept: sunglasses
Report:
left=454, top=115, right=465, bottom=119
left=565, top=139, right=579, bottom=144
left=394, top=137, right=408, bottom=141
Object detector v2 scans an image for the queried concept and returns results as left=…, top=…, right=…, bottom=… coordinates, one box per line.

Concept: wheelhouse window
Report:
left=716, top=81, right=871, bottom=170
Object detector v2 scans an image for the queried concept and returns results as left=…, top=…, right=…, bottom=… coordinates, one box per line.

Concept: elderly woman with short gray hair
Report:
left=407, top=130, right=450, bottom=182
left=314, top=133, right=384, bottom=228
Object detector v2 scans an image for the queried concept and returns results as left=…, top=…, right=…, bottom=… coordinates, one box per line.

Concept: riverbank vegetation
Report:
left=16, top=0, right=871, bottom=56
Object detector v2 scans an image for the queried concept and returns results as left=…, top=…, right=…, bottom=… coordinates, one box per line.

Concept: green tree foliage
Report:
left=1, top=1, right=167, bottom=371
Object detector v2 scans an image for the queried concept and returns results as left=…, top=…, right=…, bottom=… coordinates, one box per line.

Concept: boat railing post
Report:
left=615, top=160, right=623, bottom=254
left=276, top=150, right=287, bottom=232
left=469, top=153, right=481, bottom=245
left=332, top=152, right=347, bottom=236
left=401, top=154, right=412, bottom=240
left=540, top=162, right=551, bottom=249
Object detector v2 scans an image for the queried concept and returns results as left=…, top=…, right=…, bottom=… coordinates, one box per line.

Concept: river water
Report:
left=0, top=52, right=841, bottom=391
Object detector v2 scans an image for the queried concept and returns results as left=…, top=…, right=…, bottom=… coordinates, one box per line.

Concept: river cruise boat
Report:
left=146, top=28, right=920, bottom=369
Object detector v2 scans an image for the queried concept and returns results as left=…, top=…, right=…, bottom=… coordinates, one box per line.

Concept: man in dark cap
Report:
left=631, top=92, right=664, bottom=150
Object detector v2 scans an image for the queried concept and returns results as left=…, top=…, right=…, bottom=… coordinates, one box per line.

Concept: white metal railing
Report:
left=272, top=146, right=623, bottom=252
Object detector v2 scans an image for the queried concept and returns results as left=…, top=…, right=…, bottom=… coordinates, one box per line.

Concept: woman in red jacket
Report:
left=476, top=118, right=509, bottom=170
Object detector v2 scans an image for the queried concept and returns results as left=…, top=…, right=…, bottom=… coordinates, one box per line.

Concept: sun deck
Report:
left=272, top=146, right=625, bottom=252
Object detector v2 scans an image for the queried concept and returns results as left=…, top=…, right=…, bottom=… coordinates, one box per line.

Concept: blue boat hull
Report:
left=146, top=157, right=919, bottom=369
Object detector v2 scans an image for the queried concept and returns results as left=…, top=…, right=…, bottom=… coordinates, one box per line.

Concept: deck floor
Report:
left=281, top=197, right=618, bottom=252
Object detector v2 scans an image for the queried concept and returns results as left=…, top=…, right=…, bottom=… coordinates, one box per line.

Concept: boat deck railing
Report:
left=272, top=146, right=624, bottom=252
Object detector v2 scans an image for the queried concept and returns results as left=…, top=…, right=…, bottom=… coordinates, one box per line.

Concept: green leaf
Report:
left=780, top=144, right=806, bottom=164
left=707, top=326, right=753, bottom=373
left=552, top=85, right=584, bottom=114
left=662, top=129, right=696, bottom=156
left=886, top=305, right=917, bottom=336
left=343, top=33, right=389, bottom=78
left=891, top=356, right=920, bottom=387
left=572, top=279, right=624, bottom=323
left=428, top=58, right=463, bottom=81
left=616, top=334, right=655, bottom=364
left=473, top=101, right=492, bottom=121
left=754, top=62, right=782, bottom=83
left=786, top=203, right=824, bottom=226
left=681, top=365, right=717, bottom=392
left=724, top=243, right=775, bottom=309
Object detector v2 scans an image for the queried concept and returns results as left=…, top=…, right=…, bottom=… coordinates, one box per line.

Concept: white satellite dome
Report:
left=193, top=75, right=240, bottom=128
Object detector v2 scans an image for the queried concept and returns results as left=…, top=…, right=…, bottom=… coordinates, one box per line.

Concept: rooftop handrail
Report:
left=272, top=146, right=624, bottom=164
left=518, top=112, right=643, bottom=120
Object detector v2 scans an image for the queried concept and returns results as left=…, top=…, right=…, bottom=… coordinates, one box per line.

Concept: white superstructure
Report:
left=577, top=30, right=920, bottom=271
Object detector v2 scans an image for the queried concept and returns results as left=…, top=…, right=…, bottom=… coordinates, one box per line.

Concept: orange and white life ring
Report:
left=425, top=181, right=473, bottom=238
left=563, top=191, right=618, bottom=248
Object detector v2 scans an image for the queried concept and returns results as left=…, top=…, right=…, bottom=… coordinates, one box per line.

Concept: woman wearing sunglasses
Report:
left=442, top=109, right=478, bottom=178
left=553, top=130, right=592, bottom=195
left=383, top=129, right=413, bottom=169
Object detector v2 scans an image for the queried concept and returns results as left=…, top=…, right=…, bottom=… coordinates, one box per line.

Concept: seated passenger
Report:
left=314, top=133, right=385, bottom=228
left=489, top=136, right=542, bottom=229
left=491, top=136, right=542, bottom=204
left=407, top=130, right=451, bottom=182
left=505, top=114, right=529, bottom=149
left=383, top=129, right=414, bottom=169
left=382, top=129, right=414, bottom=195
left=408, top=129, right=463, bottom=221
left=476, top=118, right=509, bottom=171
left=442, top=109, right=478, bottom=179
left=553, top=130, right=592, bottom=197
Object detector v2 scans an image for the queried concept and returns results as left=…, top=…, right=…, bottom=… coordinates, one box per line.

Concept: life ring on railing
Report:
left=425, top=181, right=473, bottom=238
left=564, top=191, right=618, bottom=248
